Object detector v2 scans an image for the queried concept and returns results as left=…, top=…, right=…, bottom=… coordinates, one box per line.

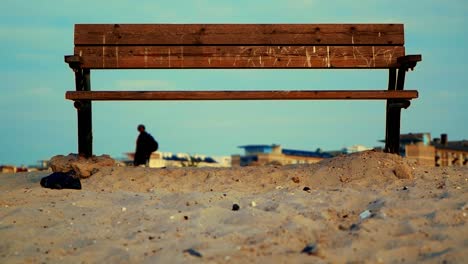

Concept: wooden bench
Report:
left=64, top=24, right=421, bottom=158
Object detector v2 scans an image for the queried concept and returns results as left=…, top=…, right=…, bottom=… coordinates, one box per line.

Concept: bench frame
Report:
left=65, top=24, right=421, bottom=158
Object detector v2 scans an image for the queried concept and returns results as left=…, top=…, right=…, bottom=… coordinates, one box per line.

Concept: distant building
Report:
left=399, top=132, right=435, bottom=166
left=432, top=134, right=468, bottom=166
left=344, top=145, right=374, bottom=153
left=231, top=144, right=333, bottom=166
left=125, top=151, right=231, bottom=168
left=0, top=165, right=17, bottom=173
left=404, top=133, right=468, bottom=166
left=0, top=160, right=50, bottom=173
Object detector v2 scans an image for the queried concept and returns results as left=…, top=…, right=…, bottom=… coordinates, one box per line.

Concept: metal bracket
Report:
left=73, top=100, right=83, bottom=110
left=388, top=100, right=411, bottom=109
left=397, top=55, right=422, bottom=72
left=65, top=55, right=83, bottom=72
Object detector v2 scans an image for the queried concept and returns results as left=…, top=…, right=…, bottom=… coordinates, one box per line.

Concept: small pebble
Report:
left=359, top=210, right=372, bottom=220
left=349, top=223, right=360, bottom=231
left=169, top=216, right=175, bottom=220
left=122, top=207, right=127, bottom=212
left=184, top=248, right=202, bottom=257
left=301, top=243, right=318, bottom=255
left=232, top=204, right=240, bottom=211
left=402, top=186, right=408, bottom=190
left=250, top=201, right=257, bottom=207
left=303, top=187, right=311, bottom=192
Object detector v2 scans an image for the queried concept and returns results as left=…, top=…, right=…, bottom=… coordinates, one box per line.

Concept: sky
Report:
left=0, top=0, right=467, bottom=166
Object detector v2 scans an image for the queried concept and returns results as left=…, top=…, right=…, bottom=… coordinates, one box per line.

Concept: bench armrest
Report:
left=65, top=55, right=83, bottom=70
left=397, top=55, right=422, bottom=71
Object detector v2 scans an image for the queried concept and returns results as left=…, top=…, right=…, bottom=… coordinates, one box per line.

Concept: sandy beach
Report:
left=1, top=151, right=467, bottom=263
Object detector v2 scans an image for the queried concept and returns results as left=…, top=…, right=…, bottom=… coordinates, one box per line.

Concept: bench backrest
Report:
left=73, top=24, right=405, bottom=69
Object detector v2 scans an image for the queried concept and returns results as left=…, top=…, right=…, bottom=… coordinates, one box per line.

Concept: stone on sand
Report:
left=49, top=154, right=115, bottom=178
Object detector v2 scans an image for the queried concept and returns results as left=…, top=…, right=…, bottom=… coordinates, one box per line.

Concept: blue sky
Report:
left=1, top=0, right=466, bottom=166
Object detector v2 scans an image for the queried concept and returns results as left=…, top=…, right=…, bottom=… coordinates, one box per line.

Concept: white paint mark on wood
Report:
left=233, top=55, right=239, bottom=66
left=351, top=34, right=355, bottom=44
left=378, top=32, right=381, bottom=37
left=372, top=46, right=376, bottom=67
left=313, top=46, right=316, bottom=53
left=115, top=46, right=119, bottom=68
left=286, top=58, right=291, bottom=67
left=247, top=58, right=255, bottom=67
left=386, top=49, right=394, bottom=66
left=326, top=46, right=331, bottom=68
left=168, top=48, right=171, bottom=68
left=144, top=48, right=148, bottom=68
left=305, top=48, right=312, bottom=68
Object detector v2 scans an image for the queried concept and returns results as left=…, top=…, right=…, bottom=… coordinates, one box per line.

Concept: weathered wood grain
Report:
left=66, top=90, right=418, bottom=101
left=75, top=24, right=404, bottom=46
left=74, top=45, right=404, bottom=69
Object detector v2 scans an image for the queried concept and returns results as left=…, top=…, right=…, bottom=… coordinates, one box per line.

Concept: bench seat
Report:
left=66, top=90, right=418, bottom=101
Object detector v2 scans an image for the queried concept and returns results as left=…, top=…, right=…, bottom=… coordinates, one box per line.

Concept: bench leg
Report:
left=385, top=67, right=408, bottom=154
left=385, top=68, right=399, bottom=154
left=385, top=103, right=401, bottom=154
left=74, top=69, right=93, bottom=158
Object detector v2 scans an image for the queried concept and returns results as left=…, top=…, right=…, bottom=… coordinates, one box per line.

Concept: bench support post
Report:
left=385, top=68, right=398, bottom=154
left=74, top=68, right=93, bottom=158
left=385, top=67, right=408, bottom=154
left=385, top=55, right=421, bottom=154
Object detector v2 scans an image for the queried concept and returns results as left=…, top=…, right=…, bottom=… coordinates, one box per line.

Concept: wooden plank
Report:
left=66, top=90, right=418, bottom=101
left=75, top=45, right=405, bottom=69
left=75, top=24, right=404, bottom=46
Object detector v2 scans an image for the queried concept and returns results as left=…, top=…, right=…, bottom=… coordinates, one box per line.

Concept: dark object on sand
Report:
left=183, top=248, right=202, bottom=257
left=40, top=171, right=81, bottom=190
left=232, top=204, right=240, bottom=211
left=303, top=186, right=311, bottom=192
left=301, top=243, right=318, bottom=255
left=402, top=186, right=408, bottom=190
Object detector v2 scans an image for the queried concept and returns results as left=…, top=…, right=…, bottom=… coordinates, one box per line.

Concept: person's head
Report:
left=137, top=124, right=146, bottom=133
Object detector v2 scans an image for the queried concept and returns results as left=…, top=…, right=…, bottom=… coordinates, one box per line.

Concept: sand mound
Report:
left=83, top=151, right=414, bottom=194
left=310, top=150, right=413, bottom=186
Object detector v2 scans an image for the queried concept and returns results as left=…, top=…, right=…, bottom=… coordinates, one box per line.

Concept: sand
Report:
left=0, top=151, right=467, bottom=263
